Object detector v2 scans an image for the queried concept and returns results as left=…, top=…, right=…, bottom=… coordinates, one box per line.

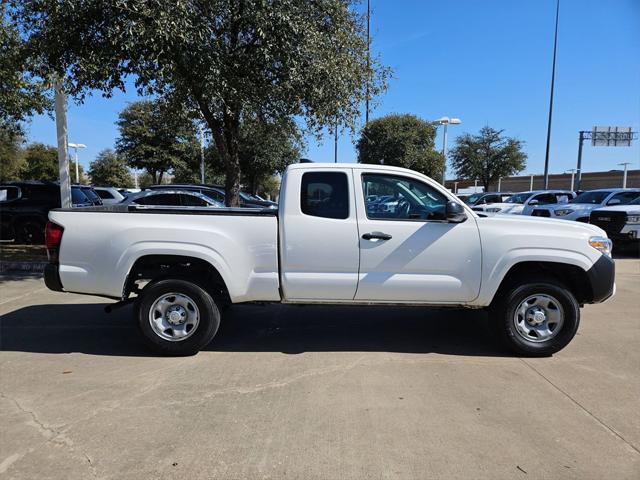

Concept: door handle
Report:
left=362, top=232, right=392, bottom=241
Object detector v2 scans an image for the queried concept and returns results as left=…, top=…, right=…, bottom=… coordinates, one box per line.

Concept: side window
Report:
left=135, top=194, right=180, bottom=206
left=362, top=173, right=447, bottom=221
left=0, top=186, right=20, bottom=202
left=609, top=191, right=640, bottom=205
left=207, top=190, right=225, bottom=203
left=180, top=194, right=209, bottom=207
left=300, top=172, right=349, bottom=219
left=534, top=193, right=557, bottom=205
left=96, top=190, right=114, bottom=199
left=485, top=195, right=499, bottom=204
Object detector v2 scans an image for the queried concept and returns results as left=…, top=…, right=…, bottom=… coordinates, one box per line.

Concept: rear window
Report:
left=300, top=172, right=349, bottom=219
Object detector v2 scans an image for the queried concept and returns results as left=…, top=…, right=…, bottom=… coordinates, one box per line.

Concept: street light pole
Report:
left=565, top=169, right=577, bottom=191
left=432, top=117, right=462, bottom=185
left=529, top=173, right=534, bottom=191
left=618, top=162, right=632, bottom=188
left=365, top=0, right=370, bottom=124
left=543, top=0, right=560, bottom=189
left=67, top=143, right=86, bottom=184
left=200, top=125, right=206, bottom=184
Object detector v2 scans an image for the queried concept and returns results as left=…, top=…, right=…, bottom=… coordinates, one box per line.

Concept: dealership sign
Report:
left=591, top=126, right=634, bottom=147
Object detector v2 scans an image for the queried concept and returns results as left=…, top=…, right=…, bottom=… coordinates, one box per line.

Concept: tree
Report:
left=116, top=99, right=199, bottom=185
left=1, top=4, right=50, bottom=135
left=239, top=117, right=302, bottom=194
left=0, top=127, right=25, bottom=182
left=88, top=149, right=134, bottom=187
left=14, top=1, right=389, bottom=205
left=356, top=114, right=444, bottom=178
left=21, top=143, right=85, bottom=182
left=450, top=127, right=527, bottom=190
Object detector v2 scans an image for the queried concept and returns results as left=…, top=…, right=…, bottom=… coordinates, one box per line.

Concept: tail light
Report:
left=45, top=221, right=64, bottom=263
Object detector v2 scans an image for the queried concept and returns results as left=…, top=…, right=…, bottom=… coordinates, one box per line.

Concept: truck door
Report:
left=280, top=168, right=360, bottom=300
left=355, top=170, right=482, bottom=303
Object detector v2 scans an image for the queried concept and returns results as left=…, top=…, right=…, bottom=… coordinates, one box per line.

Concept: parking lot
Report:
left=1, top=261, right=639, bottom=479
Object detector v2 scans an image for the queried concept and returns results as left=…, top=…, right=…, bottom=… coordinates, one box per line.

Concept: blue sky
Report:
left=25, top=0, right=640, bottom=178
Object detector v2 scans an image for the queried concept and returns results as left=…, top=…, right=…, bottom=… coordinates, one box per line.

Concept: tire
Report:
left=135, top=279, right=220, bottom=356
left=15, top=219, right=46, bottom=244
left=491, top=281, right=580, bottom=356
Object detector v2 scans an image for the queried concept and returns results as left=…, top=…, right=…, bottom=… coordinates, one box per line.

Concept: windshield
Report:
left=464, top=193, right=484, bottom=205
left=239, top=192, right=259, bottom=201
left=504, top=192, right=532, bottom=204
left=629, top=197, right=640, bottom=206
left=571, top=191, right=612, bottom=204
left=71, top=188, right=89, bottom=204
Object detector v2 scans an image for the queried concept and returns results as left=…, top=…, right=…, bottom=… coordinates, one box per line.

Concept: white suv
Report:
left=531, top=189, right=640, bottom=222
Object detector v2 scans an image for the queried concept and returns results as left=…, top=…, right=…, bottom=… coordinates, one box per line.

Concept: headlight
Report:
left=627, top=214, right=640, bottom=224
left=589, top=236, right=612, bottom=257
left=554, top=209, right=574, bottom=216
left=486, top=207, right=502, bottom=213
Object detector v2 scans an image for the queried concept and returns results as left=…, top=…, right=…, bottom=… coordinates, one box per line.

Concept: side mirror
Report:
left=528, top=199, right=539, bottom=205
left=607, top=198, right=621, bottom=206
left=446, top=201, right=467, bottom=223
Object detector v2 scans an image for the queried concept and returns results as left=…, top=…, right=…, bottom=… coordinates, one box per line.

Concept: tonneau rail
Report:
left=52, top=205, right=278, bottom=216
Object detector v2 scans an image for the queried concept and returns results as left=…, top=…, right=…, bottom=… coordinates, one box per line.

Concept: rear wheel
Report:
left=135, top=279, right=220, bottom=356
left=491, top=281, right=580, bottom=356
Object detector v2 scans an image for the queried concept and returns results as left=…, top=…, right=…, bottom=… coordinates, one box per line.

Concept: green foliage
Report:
left=1, top=5, right=51, bottom=133
left=21, top=143, right=58, bottom=181
left=0, top=126, right=25, bottom=182
left=14, top=0, right=389, bottom=205
left=257, top=175, right=281, bottom=201
left=356, top=114, right=444, bottom=178
left=239, top=117, right=302, bottom=194
left=450, top=127, right=527, bottom=190
left=116, top=99, right=199, bottom=185
left=20, top=143, right=85, bottom=183
left=88, top=149, right=134, bottom=187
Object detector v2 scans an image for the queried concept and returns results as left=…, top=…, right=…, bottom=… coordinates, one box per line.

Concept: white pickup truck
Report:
left=44, top=163, right=615, bottom=356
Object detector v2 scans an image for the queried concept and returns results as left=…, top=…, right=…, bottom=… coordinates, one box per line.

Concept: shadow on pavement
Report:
left=0, top=302, right=508, bottom=357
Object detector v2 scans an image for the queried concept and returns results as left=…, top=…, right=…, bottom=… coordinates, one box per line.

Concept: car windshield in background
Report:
left=628, top=197, right=640, bottom=205
left=71, top=188, right=89, bottom=204
left=464, top=193, right=484, bottom=204
left=571, top=191, right=612, bottom=204
left=239, top=192, right=258, bottom=201
left=504, top=193, right=531, bottom=204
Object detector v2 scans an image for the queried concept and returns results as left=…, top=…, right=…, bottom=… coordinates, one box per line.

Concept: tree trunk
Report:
left=158, top=170, right=165, bottom=185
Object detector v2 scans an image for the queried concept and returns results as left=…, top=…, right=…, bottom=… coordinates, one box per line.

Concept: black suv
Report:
left=0, top=182, right=100, bottom=244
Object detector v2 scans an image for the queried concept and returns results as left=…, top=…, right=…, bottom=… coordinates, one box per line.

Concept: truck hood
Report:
left=476, top=211, right=607, bottom=237
left=591, top=205, right=640, bottom=214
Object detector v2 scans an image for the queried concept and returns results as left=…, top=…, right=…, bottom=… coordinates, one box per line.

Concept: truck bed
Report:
left=48, top=206, right=280, bottom=302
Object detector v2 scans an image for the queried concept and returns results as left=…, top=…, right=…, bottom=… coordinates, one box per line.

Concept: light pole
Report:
left=453, top=181, right=458, bottom=194
left=497, top=177, right=502, bottom=191
left=618, top=162, right=632, bottom=188
left=54, top=76, right=71, bottom=208
left=543, top=0, right=561, bottom=189
left=432, top=117, right=462, bottom=184
left=565, top=169, right=577, bottom=191
left=67, top=143, right=86, bottom=184
left=199, top=125, right=206, bottom=184
left=529, top=173, right=535, bottom=191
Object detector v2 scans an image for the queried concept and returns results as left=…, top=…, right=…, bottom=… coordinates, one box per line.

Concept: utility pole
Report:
left=575, top=130, right=587, bottom=191
left=54, top=76, right=71, bottom=208
left=497, top=177, right=502, bottom=191
left=334, top=122, right=338, bottom=163
left=200, top=125, right=206, bottom=184
left=365, top=0, right=370, bottom=124
left=543, top=0, right=560, bottom=189
left=529, top=173, right=534, bottom=191
left=618, top=162, right=632, bottom=188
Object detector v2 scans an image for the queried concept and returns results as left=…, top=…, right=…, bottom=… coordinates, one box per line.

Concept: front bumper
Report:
left=44, top=264, right=64, bottom=292
left=586, top=254, right=615, bottom=303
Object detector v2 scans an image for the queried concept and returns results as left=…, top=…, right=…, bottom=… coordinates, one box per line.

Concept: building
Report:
left=445, top=169, right=639, bottom=193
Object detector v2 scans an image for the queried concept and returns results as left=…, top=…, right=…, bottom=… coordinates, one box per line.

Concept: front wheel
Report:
left=491, top=281, right=580, bottom=356
left=135, top=279, right=220, bottom=356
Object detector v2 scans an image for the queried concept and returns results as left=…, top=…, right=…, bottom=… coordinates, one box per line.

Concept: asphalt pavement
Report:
left=1, top=262, right=639, bottom=479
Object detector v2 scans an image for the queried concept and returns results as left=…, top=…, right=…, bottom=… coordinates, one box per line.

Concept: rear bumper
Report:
left=44, top=264, right=64, bottom=292
left=586, top=255, right=615, bottom=303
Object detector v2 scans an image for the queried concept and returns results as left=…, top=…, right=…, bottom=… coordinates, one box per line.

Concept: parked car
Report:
left=463, top=192, right=512, bottom=207
left=77, top=185, right=103, bottom=206
left=45, top=163, right=614, bottom=357
left=147, top=184, right=277, bottom=208
left=589, top=196, right=640, bottom=248
left=93, top=186, right=126, bottom=205
left=0, top=182, right=96, bottom=243
left=531, top=188, right=640, bottom=222
left=472, top=190, right=575, bottom=215
left=124, top=190, right=224, bottom=208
